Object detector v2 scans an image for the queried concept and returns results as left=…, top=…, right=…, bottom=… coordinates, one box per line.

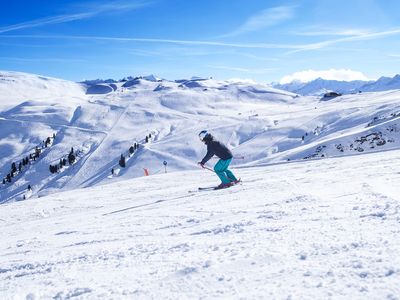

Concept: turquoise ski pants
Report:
left=214, top=158, right=238, bottom=184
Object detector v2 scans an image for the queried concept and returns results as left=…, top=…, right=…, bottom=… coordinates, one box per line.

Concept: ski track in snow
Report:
left=1, top=149, right=399, bottom=299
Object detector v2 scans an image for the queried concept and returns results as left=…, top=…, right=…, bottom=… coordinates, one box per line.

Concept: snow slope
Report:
left=1, top=72, right=400, bottom=203
left=0, top=73, right=297, bottom=202
left=1, top=71, right=400, bottom=298
left=0, top=71, right=86, bottom=110
left=0, top=148, right=399, bottom=299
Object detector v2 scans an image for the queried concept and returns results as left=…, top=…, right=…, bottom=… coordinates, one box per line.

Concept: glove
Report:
left=198, top=162, right=205, bottom=168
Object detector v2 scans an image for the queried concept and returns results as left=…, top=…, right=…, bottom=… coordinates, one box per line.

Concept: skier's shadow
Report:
left=103, top=194, right=194, bottom=216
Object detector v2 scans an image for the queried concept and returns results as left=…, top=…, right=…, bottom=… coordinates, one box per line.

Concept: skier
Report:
left=198, top=130, right=239, bottom=189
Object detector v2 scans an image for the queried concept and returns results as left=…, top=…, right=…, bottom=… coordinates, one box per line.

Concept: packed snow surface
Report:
left=0, top=149, right=399, bottom=299
left=0, top=71, right=400, bottom=298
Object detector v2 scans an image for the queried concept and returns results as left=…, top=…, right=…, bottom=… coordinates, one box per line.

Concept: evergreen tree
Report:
left=68, top=151, right=76, bottom=165
left=35, top=147, right=41, bottom=158
left=11, top=162, right=17, bottom=173
left=119, top=154, right=126, bottom=168
left=2, top=178, right=5, bottom=184
left=18, top=162, right=22, bottom=172
left=7, top=174, right=11, bottom=183
left=129, top=146, right=134, bottom=154
left=145, top=136, right=149, bottom=143
left=59, top=159, right=63, bottom=169
left=45, top=137, right=51, bottom=147
left=27, top=184, right=31, bottom=191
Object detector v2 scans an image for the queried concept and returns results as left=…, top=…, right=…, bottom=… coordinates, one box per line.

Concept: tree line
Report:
left=1, top=133, right=56, bottom=186
left=112, top=133, right=152, bottom=174
left=49, top=147, right=79, bottom=174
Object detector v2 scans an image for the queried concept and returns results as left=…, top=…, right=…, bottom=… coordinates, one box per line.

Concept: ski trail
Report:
left=60, top=99, right=132, bottom=189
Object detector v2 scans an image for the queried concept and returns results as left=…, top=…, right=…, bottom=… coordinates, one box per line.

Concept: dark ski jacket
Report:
left=201, top=138, right=233, bottom=164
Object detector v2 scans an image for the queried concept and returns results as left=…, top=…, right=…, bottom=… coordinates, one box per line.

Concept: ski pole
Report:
left=201, top=165, right=215, bottom=172
left=199, top=164, right=237, bottom=183
left=197, top=162, right=214, bottom=172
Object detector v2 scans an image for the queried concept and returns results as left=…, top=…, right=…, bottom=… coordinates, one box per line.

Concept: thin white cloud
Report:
left=209, top=65, right=276, bottom=74
left=0, top=56, right=87, bottom=62
left=76, top=0, right=151, bottom=11
left=224, top=5, right=296, bottom=37
left=0, top=34, right=300, bottom=49
left=293, top=28, right=372, bottom=37
left=287, top=27, right=400, bottom=54
left=3, top=26, right=400, bottom=53
left=0, top=13, right=95, bottom=33
left=280, top=69, right=369, bottom=84
left=128, top=49, right=165, bottom=57
left=237, top=53, right=280, bottom=62
left=0, top=1, right=151, bottom=34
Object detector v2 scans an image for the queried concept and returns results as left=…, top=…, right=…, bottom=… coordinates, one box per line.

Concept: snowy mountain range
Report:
left=273, top=74, right=400, bottom=96
left=1, top=70, right=400, bottom=298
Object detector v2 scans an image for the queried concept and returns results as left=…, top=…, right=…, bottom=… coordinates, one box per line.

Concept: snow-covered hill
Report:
left=0, top=71, right=86, bottom=110
left=1, top=71, right=400, bottom=203
left=1, top=148, right=399, bottom=298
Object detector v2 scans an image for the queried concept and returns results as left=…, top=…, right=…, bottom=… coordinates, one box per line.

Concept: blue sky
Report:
left=0, top=0, right=400, bottom=83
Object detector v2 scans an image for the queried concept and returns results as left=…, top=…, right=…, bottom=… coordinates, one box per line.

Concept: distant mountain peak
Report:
left=274, top=74, right=400, bottom=96
left=143, top=74, right=161, bottom=82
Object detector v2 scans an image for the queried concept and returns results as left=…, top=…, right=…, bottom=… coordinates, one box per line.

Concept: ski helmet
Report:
left=198, top=130, right=209, bottom=141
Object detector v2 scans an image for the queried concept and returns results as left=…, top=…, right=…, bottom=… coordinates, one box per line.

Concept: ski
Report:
left=188, top=179, right=242, bottom=193
left=188, top=186, right=215, bottom=193
left=199, top=186, right=218, bottom=190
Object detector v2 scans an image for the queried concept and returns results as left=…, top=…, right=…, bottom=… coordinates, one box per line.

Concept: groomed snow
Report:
left=1, top=70, right=400, bottom=298
left=1, top=149, right=399, bottom=299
